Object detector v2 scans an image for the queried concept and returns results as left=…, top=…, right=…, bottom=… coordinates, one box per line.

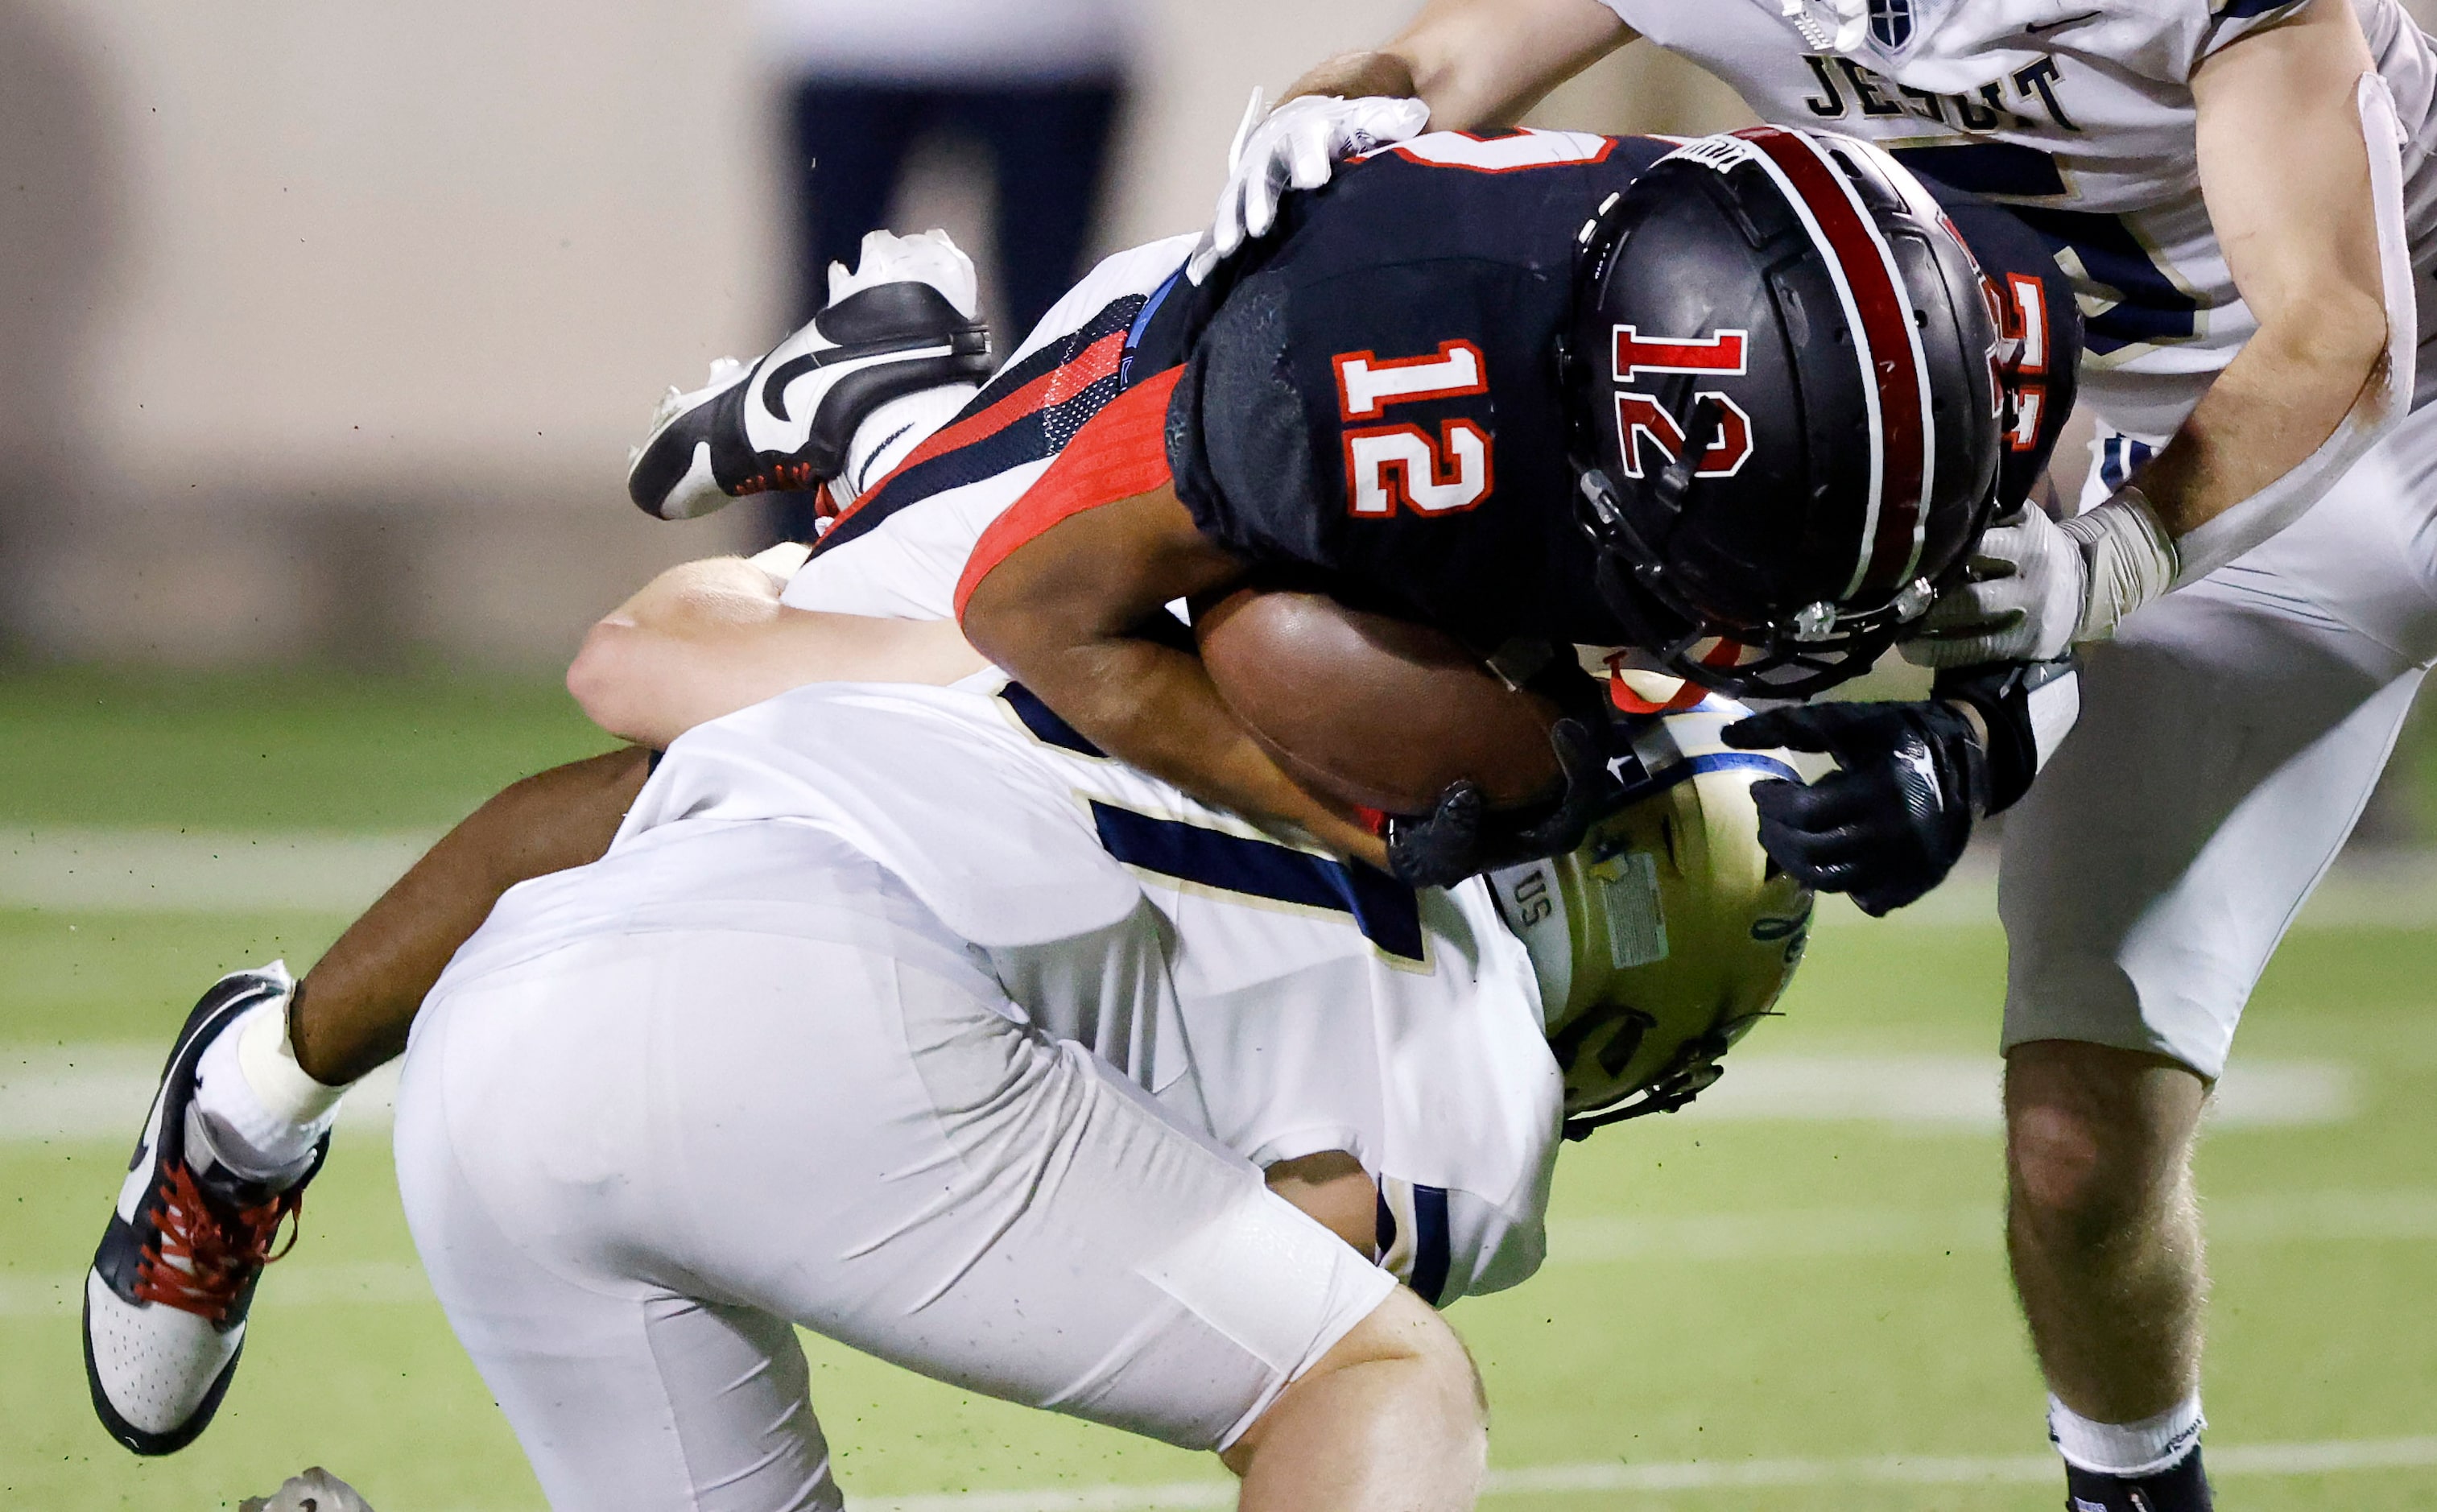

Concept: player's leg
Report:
left=1997, top=415, right=2437, bottom=1510
left=776, top=228, right=1198, bottom=622
left=291, top=745, right=650, bottom=1083
left=394, top=991, right=842, bottom=1510
left=81, top=744, right=649, bottom=1456
left=2003, top=1042, right=2208, bottom=1422
left=1225, top=1285, right=1485, bottom=1512
left=85, top=220, right=1028, bottom=1449
left=394, top=832, right=1485, bottom=1510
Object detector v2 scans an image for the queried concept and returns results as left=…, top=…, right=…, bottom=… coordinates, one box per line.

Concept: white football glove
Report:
left=1185, top=88, right=1431, bottom=284
left=1903, top=489, right=2179, bottom=668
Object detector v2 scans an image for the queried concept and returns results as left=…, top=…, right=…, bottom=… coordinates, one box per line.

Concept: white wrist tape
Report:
left=2172, top=72, right=2418, bottom=586
left=237, top=974, right=352, bottom=1121
left=2060, top=486, right=2177, bottom=642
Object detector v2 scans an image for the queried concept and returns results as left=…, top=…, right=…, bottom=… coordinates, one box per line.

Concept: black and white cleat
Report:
left=628, top=228, right=994, bottom=521
left=85, top=966, right=324, bottom=1456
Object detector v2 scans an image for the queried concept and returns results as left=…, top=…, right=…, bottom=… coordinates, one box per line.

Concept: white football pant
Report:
left=393, top=824, right=1394, bottom=1511
left=2002, top=401, right=2437, bottom=1078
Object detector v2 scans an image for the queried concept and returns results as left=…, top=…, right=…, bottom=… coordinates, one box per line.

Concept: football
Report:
left=1194, top=585, right=1565, bottom=816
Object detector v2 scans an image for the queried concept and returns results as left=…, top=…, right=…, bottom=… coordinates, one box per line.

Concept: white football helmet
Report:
left=1489, top=685, right=1815, bottom=1138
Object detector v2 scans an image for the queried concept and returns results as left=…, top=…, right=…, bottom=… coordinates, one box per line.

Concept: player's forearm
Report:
left=1041, top=633, right=1386, bottom=865
left=572, top=609, right=986, bottom=748
left=571, top=556, right=790, bottom=745
left=1281, top=0, right=1632, bottom=130
left=1281, top=51, right=1421, bottom=108
left=291, top=747, right=651, bottom=1084
left=2147, top=0, right=2398, bottom=542
left=960, top=489, right=1386, bottom=865
left=569, top=553, right=986, bottom=746
left=2134, top=309, right=2387, bottom=537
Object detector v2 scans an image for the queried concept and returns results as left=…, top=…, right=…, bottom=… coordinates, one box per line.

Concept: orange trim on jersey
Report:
left=824, top=328, right=1131, bottom=539
left=953, top=366, right=1185, bottom=622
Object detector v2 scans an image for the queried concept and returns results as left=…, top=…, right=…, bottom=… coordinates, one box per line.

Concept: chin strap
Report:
left=1560, top=1024, right=1755, bottom=1141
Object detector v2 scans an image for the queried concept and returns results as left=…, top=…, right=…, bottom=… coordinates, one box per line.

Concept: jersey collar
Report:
left=1767, top=0, right=2059, bottom=95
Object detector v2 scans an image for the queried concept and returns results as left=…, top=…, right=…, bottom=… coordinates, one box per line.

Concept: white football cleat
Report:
left=627, top=228, right=994, bottom=521
left=240, top=1465, right=378, bottom=1512
left=84, top=966, right=323, bottom=1456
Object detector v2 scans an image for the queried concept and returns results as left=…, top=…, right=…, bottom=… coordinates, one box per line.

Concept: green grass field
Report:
left=4, top=669, right=2434, bottom=1509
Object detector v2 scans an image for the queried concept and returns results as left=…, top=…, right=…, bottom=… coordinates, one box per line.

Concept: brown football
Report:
left=1194, top=585, right=1564, bottom=816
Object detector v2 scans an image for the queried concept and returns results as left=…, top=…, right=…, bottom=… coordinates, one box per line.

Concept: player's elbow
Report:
left=2310, top=286, right=2387, bottom=374
left=2262, top=283, right=2389, bottom=406
left=568, top=619, right=679, bottom=749
left=953, top=569, right=1043, bottom=681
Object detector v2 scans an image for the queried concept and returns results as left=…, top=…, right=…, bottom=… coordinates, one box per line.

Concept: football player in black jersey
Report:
left=82, top=126, right=2084, bottom=1460
left=947, top=126, right=2080, bottom=903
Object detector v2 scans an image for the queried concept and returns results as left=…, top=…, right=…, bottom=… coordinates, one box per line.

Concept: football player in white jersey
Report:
left=1195, top=1, right=2431, bottom=1506
left=383, top=604, right=1807, bottom=1507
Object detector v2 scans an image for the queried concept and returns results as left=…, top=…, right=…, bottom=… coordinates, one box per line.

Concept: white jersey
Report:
left=514, top=675, right=1566, bottom=1308
left=1603, top=0, right=2437, bottom=437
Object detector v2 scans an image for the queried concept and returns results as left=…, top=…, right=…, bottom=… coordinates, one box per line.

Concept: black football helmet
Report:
left=1559, top=127, right=2004, bottom=697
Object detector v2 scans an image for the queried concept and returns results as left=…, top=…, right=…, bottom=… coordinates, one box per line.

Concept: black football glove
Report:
left=1386, top=716, right=1628, bottom=889
left=1720, top=700, right=1990, bottom=917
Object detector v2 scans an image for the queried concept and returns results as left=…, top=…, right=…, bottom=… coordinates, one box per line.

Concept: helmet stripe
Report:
left=1733, top=127, right=1935, bottom=598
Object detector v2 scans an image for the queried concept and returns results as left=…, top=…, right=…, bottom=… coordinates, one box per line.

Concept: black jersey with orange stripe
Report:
left=1158, top=129, right=2077, bottom=653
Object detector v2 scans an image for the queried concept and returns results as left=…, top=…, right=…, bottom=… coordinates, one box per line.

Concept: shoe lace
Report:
left=132, top=1162, right=304, bottom=1322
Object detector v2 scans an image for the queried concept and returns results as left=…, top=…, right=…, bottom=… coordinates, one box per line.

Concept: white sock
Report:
left=192, top=977, right=349, bottom=1184
left=2048, top=1394, right=2205, bottom=1477
left=823, top=382, right=978, bottom=514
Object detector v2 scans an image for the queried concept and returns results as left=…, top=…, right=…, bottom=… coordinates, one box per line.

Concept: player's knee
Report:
left=1316, top=1285, right=1486, bottom=1431
left=1228, top=1286, right=1485, bottom=1475
left=2004, top=1040, right=2204, bottom=1246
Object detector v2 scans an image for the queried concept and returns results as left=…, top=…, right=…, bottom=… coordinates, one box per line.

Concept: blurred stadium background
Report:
left=3, top=1, right=2435, bottom=1506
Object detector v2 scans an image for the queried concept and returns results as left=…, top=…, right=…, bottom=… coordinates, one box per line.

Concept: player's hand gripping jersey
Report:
left=1598, top=0, right=2437, bottom=440
left=793, top=130, right=2080, bottom=659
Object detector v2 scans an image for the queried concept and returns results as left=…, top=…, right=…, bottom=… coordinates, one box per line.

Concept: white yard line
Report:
left=0, top=1045, right=2347, bottom=1146
left=10, top=1190, right=2429, bottom=1320
left=1677, top=1052, right=2356, bottom=1129
left=0, top=1260, right=431, bottom=1319
left=856, top=1436, right=2437, bottom=1510
left=0, top=1045, right=401, bottom=1144
left=1539, top=1187, right=2437, bottom=1266
left=1807, top=849, right=2437, bottom=929
left=8, top=828, right=2437, bottom=925
left=0, top=827, right=439, bottom=914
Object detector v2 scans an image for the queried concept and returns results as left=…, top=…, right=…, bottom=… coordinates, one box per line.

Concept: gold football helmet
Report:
left=1488, top=684, right=1815, bottom=1138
